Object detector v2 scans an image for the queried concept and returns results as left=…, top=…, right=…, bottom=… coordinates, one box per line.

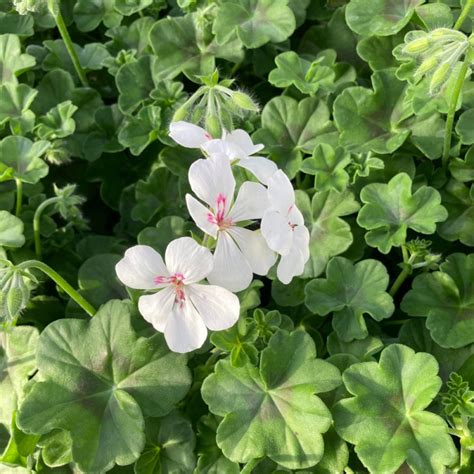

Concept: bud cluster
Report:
left=0, top=262, right=31, bottom=324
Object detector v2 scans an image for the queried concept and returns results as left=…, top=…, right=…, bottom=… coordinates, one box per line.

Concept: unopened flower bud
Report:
left=429, top=63, right=451, bottom=93
left=416, top=57, right=438, bottom=77
left=230, top=91, right=259, bottom=112
left=404, top=37, right=430, bottom=54
left=0, top=267, right=30, bottom=323
left=205, top=114, right=222, bottom=139
left=172, top=105, right=189, bottom=122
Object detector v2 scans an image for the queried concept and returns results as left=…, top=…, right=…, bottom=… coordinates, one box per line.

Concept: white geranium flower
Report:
left=261, top=170, right=310, bottom=284
left=169, top=121, right=278, bottom=184
left=115, top=237, right=239, bottom=353
left=185, top=154, right=276, bottom=292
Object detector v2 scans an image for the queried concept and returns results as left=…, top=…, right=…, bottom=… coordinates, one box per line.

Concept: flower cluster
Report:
left=116, top=121, right=310, bottom=353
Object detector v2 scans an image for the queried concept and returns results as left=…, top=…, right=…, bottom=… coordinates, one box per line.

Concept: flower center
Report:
left=207, top=193, right=233, bottom=230
left=154, top=273, right=186, bottom=304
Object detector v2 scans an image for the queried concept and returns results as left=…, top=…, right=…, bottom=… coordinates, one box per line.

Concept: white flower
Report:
left=115, top=237, right=239, bottom=353
left=185, top=154, right=276, bottom=292
left=169, top=121, right=278, bottom=184
left=261, top=170, right=310, bottom=284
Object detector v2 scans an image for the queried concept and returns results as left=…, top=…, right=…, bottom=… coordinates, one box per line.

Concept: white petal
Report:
left=188, top=284, right=239, bottom=331
left=294, top=224, right=310, bottom=262
left=138, top=286, right=175, bottom=331
left=228, top=181, right=270, bottom=222
left=202, top=139, right=228, bottom=157
left=224, top=130, right=264, bottom=157
left=185, top=194, right=218, bottom=238
left=164, top=298, right=208, bottom=353
left=169, top=121, right=212, bottom=148
left=207, top=231, right=253, bottom=292
left=267, top=169, right=295, bottom=215
left=227, top=227, right=277, bottom=276
left=165, top=237, right=213, bottom=284
left=277, top=245, right=307, bottom=284
left=261, top=210, right=293, bottom=256
left=237, top=156, right=278, bottom=184
left=115, top=245, right=169, bottom=289
left=188, top=155, right=235, bottom=210
left=288, top=204, right=305, bottom=226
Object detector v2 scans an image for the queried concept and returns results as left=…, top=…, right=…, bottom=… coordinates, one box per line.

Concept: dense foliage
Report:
left=1, top=0, right=474, bottom=473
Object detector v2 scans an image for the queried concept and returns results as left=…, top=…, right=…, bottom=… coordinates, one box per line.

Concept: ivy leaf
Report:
left=268, top=51, right=335, bottom=95
left=305, top=257, right=394, bottom=341
left=438, top=181, right=474, bottom=246
left=327, top=332, right=384, bottom=361
left=0, top=326, right=39, bottom=427
left=298, top=189, right=360, bottom=278
left=213, top=0, right=295, bottom=49
left=201, top=329, right=341, bottom=469
left=333, top=69, right=409, bottom=154
left=0, top=83, right=37, bottom=131
left=346, top=0, right=424, bottom=36
left=333, top=344, right=458, bottom=474
left=357, top=173, right=448, bottom=254
left=253, top=96, right=334, bottom=178
left=301, top=144, right=351, bottom=192
left=401, top=253, right=474, bottom=349
left=0, top=34, right=35, bottom=84
left=0, top=136, right=50, bottom=184
left=73, top=0, right=122, bottom=32
left=134, top=411, right=196, bottom=474
left=0, top=211, right=25, bottom=248
left=449, top=147, right=474, bottom=183
left=17, top=300, right=191, bottom=473
left=35, top=101, right=78, bottom=140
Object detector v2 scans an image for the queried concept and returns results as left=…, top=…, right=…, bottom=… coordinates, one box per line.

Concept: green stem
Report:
left=240, top=458, right=263, bottom=474
left=17, top=260, right=96, bottom=317
left=33, top=197, right=61, bottom=259
left=455, top=0, right=474, bottom=30
left=389, top=266, right=411, bottom=297
left=442, top=58, right=470, bottom=171
left=54, top=10, right=88, bottom=87
left=14, top=178, right=22, bottom=217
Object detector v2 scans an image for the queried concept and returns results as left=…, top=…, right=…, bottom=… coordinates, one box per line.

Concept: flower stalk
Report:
left=15, top=178, right=22, bottom=217
left=33, top=196, right=60, bottom=259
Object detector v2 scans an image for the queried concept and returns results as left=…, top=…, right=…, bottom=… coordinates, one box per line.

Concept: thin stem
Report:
left=15, top=178, right=22, bottom=216
left=442, top=58, right=470, bottom=171
left=17, top=260, right=96, bottom=317
left=54, top=10, right=88, bottom=87
left=455, top=0, right=474, bottom=30
left=389, top=266, right=411, bottom=297
left=33, top=197, right=61, bottom=259
left=240, top=458, right=263, bottom=474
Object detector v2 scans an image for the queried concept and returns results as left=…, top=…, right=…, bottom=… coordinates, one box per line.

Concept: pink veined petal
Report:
left=169, top=121, right=212, bottom=148
left=188, top=155, right=235, bottom=210
left=267, top=170, right=295, bottom=215
left=187, top=283, right=239, bottom=331
left=224, top=130, right=264, bottom=157
left=237, top=156, right=278, bottom=185
left=165, top=237, right=213, bottom=284
left=227, top=227, right=277, bottom=276
left=115, top=245, right=169, bottom=289
left=185, top=194, right=218, bottom=239
left=164, top=297, right=208, bottom=353
left=207, top=231, right=253, bottom=292
left=261, top=209, right=293, bottom=256
left=138, top=286, right=176, bottom=331
left=228, top=181, right=270, bottom=222
left=277, top=244, right=307, bottom=284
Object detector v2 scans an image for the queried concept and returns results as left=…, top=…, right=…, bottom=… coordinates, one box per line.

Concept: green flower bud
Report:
left=0, top=266, right=30, bottom=323
left=415, top=57, right=438, bottom=77
left=230, top=91, right=259, bottom=112
left=404, top=37, right=430, bottom=54
left=205, top=114, right=222, bottom=139
left=429, top=63, right=451, bottom=93
left=172, top=105, right=189, bottom=122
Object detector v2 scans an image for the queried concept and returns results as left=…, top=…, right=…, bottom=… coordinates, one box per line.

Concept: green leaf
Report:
left=334, top=69, right=410, bottom=154
left=456, top=108, right=474, bottom=145
left=346, top=0, right=425, bottom=36
left=134, top=411, right=196, bottom=474
left=327, top=332, right=384, bottom=361
left=357, top=172, right=448, bottom=254
left=301, top=144, right=351, bottom=192
left=0, top=326, right=38, bottom=427
left=201, top=329, right=341, bottom=469
left=138, top=216, right=191, bottom=255
left=0, top=136, right=49, bottom=184
left=35, top=101, right=78, bottom=140
left=299, top=189, right=360, bottom=278
left=0, top=12, right=34, bottom=37
left=305, top=257, right=394, bottom=341
left=37, top=430, right=73, bottom=468
left=0, top=34, right=35, bottom=84
left=401, top=253, right=474, bottom=349
left=333, top=344, right=457, bottom=474
left=253, top=96, right=334, bottom=178
left=449, top=146, right=474, bottom=182
left=268, top=51, right=335, bottom=95
left=118, top=105, right=161, bottom=156
left=0, top=83, right=37, bottom=130
left=438, top=181, right=474, bottom=246
left=73, top=0, right=122, bottom=32
left=0, top=211, right=25, bottom=248
left=213, top=0, right=295, bottom=49
left=17, top=300, right=191, bottom=472
left=415, top=3, right=453, bottom=29
left=357, top=34, right=405, bottom=71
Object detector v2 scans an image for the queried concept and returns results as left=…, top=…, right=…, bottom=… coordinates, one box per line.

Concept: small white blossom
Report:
left=169, top=121, right=278, bottom=184
left=115, top=237, right=239, bottom=353
left=261, top=170, right=310, bottom=284
left=186, top=154, right=276, bottom=292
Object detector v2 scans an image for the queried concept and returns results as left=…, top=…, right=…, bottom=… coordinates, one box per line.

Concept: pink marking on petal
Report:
left=207, top=212, right=218, bottom=224
left=204, top=132, right=212, bottom=140
left=155, top=272, right=187, bottom=305
left=216, top=193, right=227, bottom=222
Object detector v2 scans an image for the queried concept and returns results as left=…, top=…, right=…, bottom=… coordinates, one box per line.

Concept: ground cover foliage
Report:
left=0, top=0, right=474, bottom=473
